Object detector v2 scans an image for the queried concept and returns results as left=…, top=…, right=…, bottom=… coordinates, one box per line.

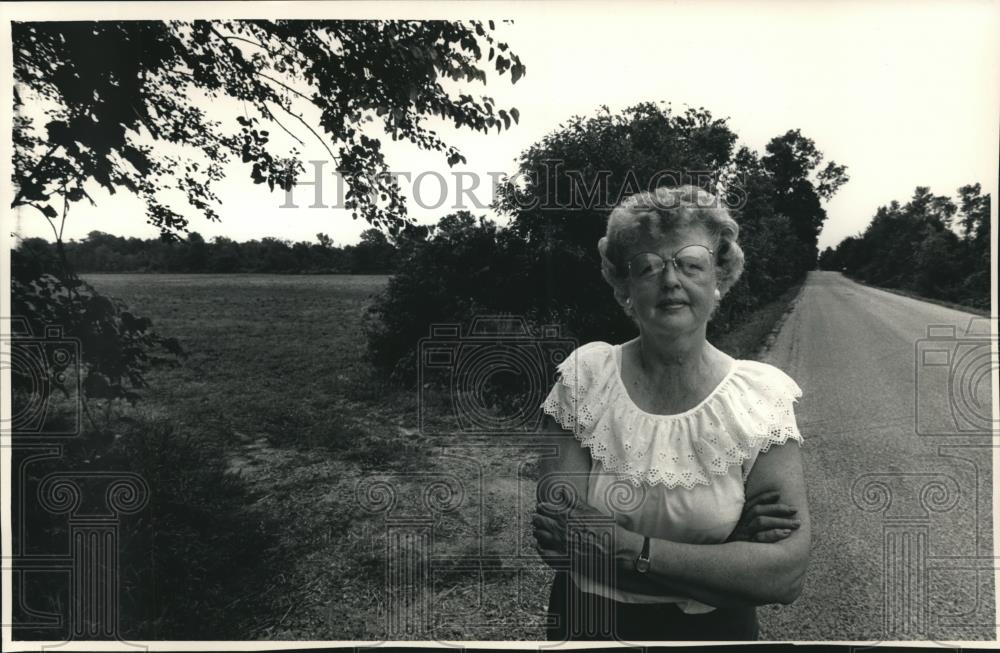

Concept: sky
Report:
left=6, top=0, right=1000, bottom=251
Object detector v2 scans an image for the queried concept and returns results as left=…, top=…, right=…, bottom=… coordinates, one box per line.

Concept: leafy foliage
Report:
left=12, top=415, right=284, bottom=640
left=9, top=19, right=526, bottom=640
left=489, top=102, right=741, bottom=342
left=12, top=19, right=525, bottom=237
left=759, top=129, right=850, bottom=273
left=819, top=185, right=991, bottom=309
left=363, top=211, right=507, bottom=381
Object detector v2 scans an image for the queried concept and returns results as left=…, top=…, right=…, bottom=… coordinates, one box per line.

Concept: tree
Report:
left=957, top=183, right=990, bottom=245
left=761, top=130, right=849, bottom=271
left=712, top=145, right=805, bottom=331
left=955, top=183, right=991, bottom=308
left=818, top=246, right=836, bottom=270
left=913, top=228, right=962, bottom=296
left=906, top=186, right=957, bottom=230
left=826, top=183, right=990, bottom=309
left=210, top=236, right=243, bottom=272
left=352, top=228, right=397, bottom=273
left=12, top=20, right=525, bottom=239
left=186, top=231, right=209, bottom=272
left=491, top=104, right=846, bottom=345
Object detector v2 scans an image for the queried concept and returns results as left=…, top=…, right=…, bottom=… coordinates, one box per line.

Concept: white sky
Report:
left=5, top=0, right=1000, bottom=251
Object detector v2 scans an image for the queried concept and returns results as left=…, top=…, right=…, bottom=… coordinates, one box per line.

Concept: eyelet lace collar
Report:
left=541, top=341, right=803, bottom=489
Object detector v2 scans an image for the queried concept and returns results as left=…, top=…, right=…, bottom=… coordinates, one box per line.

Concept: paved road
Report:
left=759, top=271, right=995, bottom=641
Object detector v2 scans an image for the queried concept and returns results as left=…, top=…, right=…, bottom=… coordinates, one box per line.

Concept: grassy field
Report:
left=69, top=273, right=802, bottom=640
left=81, top=273, right=554, bottom=640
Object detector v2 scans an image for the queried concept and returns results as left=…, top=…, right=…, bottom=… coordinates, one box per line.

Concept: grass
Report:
left=20, top=272, right=804, bottom=640
left=713, top=281, right=805, bottom=360
left=841, top=274, right=990, bottom=317
left=84, top=274, right=414, bottom=457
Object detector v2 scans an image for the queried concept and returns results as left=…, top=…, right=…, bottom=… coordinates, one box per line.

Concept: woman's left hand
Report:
left=532, top=500, right=631, bottom=572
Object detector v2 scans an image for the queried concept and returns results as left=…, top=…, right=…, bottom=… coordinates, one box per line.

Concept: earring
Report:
left=714, top=288, right=721, bottom=300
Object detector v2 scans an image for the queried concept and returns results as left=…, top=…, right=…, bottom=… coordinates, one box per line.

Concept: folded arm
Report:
left=535, top=414, right=591, bottom=509
left=610, top=439, right=811, bottom=608
left=534, top=415, right=810, bottom=608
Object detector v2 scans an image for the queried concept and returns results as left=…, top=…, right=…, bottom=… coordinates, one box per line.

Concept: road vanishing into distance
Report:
left=759, top=271, right=995, bottom=641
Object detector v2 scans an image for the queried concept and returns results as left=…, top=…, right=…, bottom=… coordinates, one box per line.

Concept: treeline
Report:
left=819, top=184, right=991, bottom=310
left=16, top=228, right=399, bottom=274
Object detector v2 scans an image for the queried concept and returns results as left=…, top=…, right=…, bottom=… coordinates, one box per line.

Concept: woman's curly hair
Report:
left=598, top=185, right=745, bottom=312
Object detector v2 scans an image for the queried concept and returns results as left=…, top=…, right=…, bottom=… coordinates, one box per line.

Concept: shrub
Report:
left=364, top=212, right=512, bottom=383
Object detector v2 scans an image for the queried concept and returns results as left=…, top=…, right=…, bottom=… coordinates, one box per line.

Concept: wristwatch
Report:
left=633, top=536, right=651, bottom=573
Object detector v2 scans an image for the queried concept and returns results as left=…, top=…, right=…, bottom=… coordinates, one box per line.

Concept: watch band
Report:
left=634, top=536, right=651, bottom=573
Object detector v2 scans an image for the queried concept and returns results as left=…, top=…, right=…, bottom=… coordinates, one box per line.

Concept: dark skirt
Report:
left=545, top=570, right=759, bottom=641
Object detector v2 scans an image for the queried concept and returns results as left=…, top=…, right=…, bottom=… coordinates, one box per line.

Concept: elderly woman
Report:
left=532, top=185, right=809, bottom=641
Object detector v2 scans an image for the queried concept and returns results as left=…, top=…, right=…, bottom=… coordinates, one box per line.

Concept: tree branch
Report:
left=219, top=33, right=277, bottom=54
left=257, top=71, right=314, bottom=103
left=259, top=103, right=305, bottom=146
left=271, top=100, right=339, bottom=165
left=208, top=25, right=339, bottom=166
left=11, top=143, right=61, bottom=208
left=59, top=183, right=70, bottom=242
left=26, top=202, right=61, bottom=243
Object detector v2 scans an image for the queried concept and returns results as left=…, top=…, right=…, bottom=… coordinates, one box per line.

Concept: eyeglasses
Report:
left=627, top=245, right=716, bottom=284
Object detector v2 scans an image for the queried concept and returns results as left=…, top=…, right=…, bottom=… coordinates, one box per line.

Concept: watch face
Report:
left=635, top=558, right=651, bottom=573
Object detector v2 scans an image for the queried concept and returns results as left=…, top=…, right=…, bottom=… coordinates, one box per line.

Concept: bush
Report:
left=364, top=212, right=517, bottom=383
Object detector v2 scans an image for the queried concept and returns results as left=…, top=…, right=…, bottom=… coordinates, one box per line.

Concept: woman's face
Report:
left=624, top=223, right=719, bottom=337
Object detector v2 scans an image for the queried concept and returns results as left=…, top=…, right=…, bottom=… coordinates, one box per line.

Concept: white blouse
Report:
left=540, top=341, right=804, bottom=614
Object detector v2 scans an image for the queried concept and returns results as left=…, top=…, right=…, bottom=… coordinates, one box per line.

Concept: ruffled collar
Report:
left=542, top=341, right=803, bottom=489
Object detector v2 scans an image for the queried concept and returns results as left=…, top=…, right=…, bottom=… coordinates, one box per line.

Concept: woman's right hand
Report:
left=726, top=490, right=801, bottom=543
